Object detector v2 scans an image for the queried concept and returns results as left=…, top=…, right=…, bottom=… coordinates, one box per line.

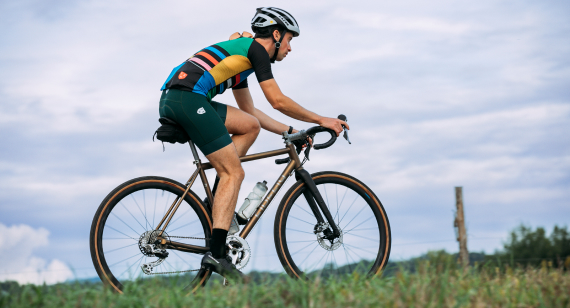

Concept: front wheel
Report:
left=274, top=171, right=391, bottom=279
left=89, top=176, right=213, bottom=294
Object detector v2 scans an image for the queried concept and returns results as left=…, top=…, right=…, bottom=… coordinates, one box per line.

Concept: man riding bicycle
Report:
left=158, top=7, right=349, bottom=281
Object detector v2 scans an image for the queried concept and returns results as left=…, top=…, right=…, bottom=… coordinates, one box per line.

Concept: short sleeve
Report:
left=247, top=40, right=274, bottom=83
left=232, top=78, right=249, bottom=90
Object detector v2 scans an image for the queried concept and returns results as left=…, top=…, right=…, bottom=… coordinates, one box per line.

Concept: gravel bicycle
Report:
left=89, top=115, right=391, bottom=293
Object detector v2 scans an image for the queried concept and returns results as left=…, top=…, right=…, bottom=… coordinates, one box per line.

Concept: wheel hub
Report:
left=314, top=223, right=343, bottom=251
left=138, top=230, right=168, bottom=257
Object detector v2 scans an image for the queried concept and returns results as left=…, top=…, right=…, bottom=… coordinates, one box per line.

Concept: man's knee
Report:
left=219, top=161, right=245, bottom=183
left=232, top=165, right=245, bottom=182
left=248, top=117, right=261, bottom=136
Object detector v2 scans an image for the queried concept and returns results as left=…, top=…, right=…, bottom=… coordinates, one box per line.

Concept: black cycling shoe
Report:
left=201, top=252, right=246, bottom=282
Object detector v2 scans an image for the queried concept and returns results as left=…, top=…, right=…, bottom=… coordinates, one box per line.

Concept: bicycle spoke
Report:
left=294, top=202, right=315, bottom=217
left=342, top=244, right=354, bottom=273
left=287, top=228, right=314, bottom=235
left=172, top=250, right=194, bottom=268
left=161, top=193, right=172, bottom=224
left=342, top=205, right=367, bottom=231
left=120, top=201, right=147, bottom=233
left=168, top=208, right=191, bottom=227
left=117, top=255, right=144, bottom=280
left=344, top=243, right=378, bottom=256
left=331, top=250, right=339, bottom=274
left=290, top=241, right=318, bottom=257
left=338, top=195, right=359, bottom=225
left=109, top=251, right=143, bottom=268
left=335, top=184, right=339, bottom=224
left=343, top=227, right=379, bottom=233
left=299, top=242, right=321, bottom=268
left=167, top=219, right=200, bottom=233
left=344, top=232, right=378, bottom=243
left=106, top=221, right=138, bottom=240
left=322, top=184, right=331, bottom=212
left=153, top=190, right=158, bottom=228
left=103, top=237, right=136, bottom=240
left=336, top=186, right=349, bottom=224
left=105, top=242, right=139, bottom=254
left=130, top=194, right=151, bottom=230
left=343, top=216, right=376, bottom=234
left=289, top=215, right=315, bottom=226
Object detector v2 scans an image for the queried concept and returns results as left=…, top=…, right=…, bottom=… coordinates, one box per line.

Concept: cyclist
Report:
left=158, top=7, right=349, bottom=281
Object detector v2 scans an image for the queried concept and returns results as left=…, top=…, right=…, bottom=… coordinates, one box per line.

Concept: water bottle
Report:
left=237, top=181, right=268, bottom=221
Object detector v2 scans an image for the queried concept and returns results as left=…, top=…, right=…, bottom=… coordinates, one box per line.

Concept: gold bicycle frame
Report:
left=154, top=140, right=303, bottom=255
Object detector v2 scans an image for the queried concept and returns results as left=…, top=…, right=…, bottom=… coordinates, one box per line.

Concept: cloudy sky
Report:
left=1, top=0, right=568, bottom=284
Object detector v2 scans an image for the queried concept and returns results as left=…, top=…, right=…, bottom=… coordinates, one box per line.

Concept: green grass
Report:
left=2, top=264, right=569, bottom=308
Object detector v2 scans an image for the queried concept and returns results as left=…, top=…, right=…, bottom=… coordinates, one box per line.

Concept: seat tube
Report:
left=187, top=140, right=214, bottom=206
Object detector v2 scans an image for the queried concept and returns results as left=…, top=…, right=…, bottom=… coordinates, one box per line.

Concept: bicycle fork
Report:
left=295, top=168, right=342, bottom=238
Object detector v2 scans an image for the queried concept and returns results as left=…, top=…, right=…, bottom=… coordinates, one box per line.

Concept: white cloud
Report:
left=0, top=223, right=73, bottom=284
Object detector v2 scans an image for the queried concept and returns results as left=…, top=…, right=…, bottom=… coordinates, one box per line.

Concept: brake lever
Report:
left=304, top=142, right=312, bottom=161
left=338, top=114, right=351, bottom=144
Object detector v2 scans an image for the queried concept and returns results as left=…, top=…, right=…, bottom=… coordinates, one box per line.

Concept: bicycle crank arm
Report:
left=165, top=241, right=209, bottom=255
left=295, top=168, right=341, bottom=237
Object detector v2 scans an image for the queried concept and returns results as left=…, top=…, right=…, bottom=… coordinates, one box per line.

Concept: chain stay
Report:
left=142, top=235, right=208, bottom=275
left=145, top=268, right=201, bottom=275
left=168, top=235, right=209, bottom=240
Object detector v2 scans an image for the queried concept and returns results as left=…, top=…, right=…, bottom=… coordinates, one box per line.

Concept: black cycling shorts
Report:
left=159, top=89, right=232, bottom=155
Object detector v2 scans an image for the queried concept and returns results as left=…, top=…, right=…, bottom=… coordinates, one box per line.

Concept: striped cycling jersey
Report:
left=161, top=37, right=274, bottom=100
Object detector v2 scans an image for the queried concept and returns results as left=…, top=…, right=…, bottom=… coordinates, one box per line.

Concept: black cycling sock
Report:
left=210, top=228, right=228, bottom=259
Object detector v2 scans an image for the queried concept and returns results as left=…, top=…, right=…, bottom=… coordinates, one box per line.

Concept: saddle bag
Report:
left=153, top=117, right=189, bottom=145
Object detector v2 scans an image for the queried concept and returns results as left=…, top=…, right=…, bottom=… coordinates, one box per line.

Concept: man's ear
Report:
left=273, top=29, right=281, bottom=41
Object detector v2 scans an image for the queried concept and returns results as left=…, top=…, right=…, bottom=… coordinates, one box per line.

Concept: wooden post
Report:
left=454, top=186, right=469, bottom=267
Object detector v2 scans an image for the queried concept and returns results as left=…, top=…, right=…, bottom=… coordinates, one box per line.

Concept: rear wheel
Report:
left=89, top=176, right=212, bottom=293
left=275, top=171, right=391, bottom=279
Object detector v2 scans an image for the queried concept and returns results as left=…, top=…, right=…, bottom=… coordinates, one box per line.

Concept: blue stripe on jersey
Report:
left=205, top=47, right=227, bottom=60
left=239, top=69, right=254, bottom=82
left=160, top=62, right=185, bottom=90
left=219, top=82, right=225, bottom=94
left=192, top=71, right=216, bottom=96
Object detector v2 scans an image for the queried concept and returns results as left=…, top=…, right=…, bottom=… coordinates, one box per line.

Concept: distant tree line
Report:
left=489, top=224, right=570, bottom=268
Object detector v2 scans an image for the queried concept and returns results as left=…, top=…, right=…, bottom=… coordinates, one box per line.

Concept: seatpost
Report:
left=188, top=140, right=201, bottom=164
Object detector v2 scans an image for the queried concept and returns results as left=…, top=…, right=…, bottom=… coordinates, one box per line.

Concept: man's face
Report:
left=275, top=31, right=294, bottom=62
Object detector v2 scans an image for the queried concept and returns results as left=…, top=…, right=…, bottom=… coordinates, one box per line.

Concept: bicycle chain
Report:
left=143, top=235, right=208, bottom=275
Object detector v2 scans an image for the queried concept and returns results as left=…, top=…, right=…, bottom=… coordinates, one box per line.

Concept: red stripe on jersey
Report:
left=197, top=51, right=219, bottom=65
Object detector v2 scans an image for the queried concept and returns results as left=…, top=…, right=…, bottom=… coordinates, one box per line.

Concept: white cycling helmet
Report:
left=251, top=7, right=300, bottom=37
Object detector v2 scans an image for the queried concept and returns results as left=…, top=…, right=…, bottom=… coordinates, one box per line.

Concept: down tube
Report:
left=239, top=161, right=296, bottom=239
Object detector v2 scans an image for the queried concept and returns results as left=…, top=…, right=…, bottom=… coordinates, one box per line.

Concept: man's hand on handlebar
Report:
left=318, top=117, right=350, bottom=137
left=292, top=129, right=313, bottom=147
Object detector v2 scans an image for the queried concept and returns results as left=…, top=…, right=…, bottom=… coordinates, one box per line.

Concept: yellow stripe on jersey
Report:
left=209, top=55, right=252, bottom=85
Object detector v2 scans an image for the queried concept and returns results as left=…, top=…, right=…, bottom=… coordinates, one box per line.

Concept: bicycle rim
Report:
left=90, top=176, right=212, bottom=293
left=275, top=172, right=391, bottom=279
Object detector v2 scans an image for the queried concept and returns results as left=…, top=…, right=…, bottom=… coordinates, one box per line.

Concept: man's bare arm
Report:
left=232, top=87, right=290, bottom=134
left=259, top=79, right=348, bottom=135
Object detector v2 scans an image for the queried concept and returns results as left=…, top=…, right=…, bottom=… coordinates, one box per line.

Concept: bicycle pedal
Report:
left=222, top=278, right=229, bottom=286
